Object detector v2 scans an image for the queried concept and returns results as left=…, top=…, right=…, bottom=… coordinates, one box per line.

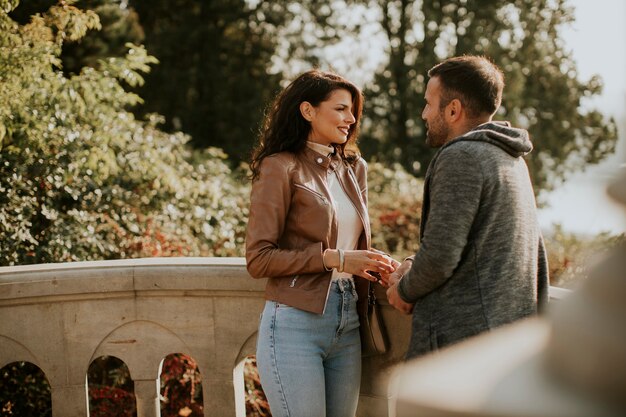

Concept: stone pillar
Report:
left=203, top=377, right=237, bottom=417
left=232, top=360, right=246, bottom=417
left=134, top=379, right=160, bottom=417
left=51, top=384, right=89, bottom=417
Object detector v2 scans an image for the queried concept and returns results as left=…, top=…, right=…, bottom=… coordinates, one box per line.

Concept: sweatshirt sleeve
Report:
left=398, top=146, right=483, bottom=302
left=245, top=156, right=325, bottom=279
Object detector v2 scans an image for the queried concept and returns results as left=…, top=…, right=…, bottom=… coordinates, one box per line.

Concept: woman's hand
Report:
left=370, top=249, right=401, bottom=287
left=323, top=249, right=397, bottom=282
left=378, top=258, right=410, bottom=288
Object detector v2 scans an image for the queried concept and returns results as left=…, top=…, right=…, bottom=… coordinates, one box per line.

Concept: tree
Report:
left=20, top=0, right=617, bottom=191
left=0, top=0, right=248, bottom=266
left=9, top=1, right=144, bottom=78
left=60, top=0, right=145, bottom=76
left=125, top=0, right=293, bottom=162
left=13, top=0, right=335, bottom=164
left=346, top=0, right=617, bottom=192
left=257, top=0, right=617, bottom=191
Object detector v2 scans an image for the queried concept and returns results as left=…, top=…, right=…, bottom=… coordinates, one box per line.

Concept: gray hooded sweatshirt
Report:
left=399, top=121, right=549, bottom=359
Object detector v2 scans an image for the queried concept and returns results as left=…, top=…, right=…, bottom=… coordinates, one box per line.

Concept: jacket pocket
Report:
left=293, top=183, right=329, bottom=205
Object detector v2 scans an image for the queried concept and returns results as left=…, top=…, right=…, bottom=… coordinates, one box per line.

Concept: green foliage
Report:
left=545, top=225, right=625, bottom=288
left=34, top=0, right=617, bottom=194
left=61, top=0, right=145, bottom=76
left=368, top=161, right=423, bottom=260
left=1, top=0, right=21, bottom=14
left=0, top=362, right=51, bottom=417
left=381, top=0, right=617, bottom=189
left=0, top=1, right=248, bottom=265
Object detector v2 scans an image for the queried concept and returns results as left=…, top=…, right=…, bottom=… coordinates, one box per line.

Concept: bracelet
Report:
left=337, top=249, right=345, bottom=273
left=322, top=249, right=333, bottom=271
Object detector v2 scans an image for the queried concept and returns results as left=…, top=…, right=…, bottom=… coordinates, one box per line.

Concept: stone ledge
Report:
left=0, top=257, right=266, bottom=303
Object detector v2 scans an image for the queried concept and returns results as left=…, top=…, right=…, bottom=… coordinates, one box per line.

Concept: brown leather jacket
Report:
left=246, top=147, right=371, bottom=314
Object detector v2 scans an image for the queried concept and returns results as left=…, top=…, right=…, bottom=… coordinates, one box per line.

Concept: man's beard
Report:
left=425, top=112, right=449, bottom=148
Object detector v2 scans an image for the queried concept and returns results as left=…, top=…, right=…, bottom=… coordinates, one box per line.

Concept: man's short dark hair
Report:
left=428, top=55, right=504, bottom=119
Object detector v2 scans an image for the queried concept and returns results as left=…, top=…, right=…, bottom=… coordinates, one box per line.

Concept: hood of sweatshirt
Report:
left=448, top=121, right=533, bottom=157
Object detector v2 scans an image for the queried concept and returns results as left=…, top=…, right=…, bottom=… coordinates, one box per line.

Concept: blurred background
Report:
left=538, top=0, right=625, bottom=235
left=1, top=0, right=624, bottom=416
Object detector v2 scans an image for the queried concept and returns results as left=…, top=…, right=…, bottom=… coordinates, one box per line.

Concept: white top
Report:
left=306, top=141, right=363, bottom=280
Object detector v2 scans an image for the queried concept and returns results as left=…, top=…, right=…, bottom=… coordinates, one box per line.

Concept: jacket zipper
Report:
left=347, top=167, right=367, bottom=200
left=290, top=275, right=299, bottom=287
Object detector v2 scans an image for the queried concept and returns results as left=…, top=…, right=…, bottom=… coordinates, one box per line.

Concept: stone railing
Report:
left=0, top=258, right=567, bottom=417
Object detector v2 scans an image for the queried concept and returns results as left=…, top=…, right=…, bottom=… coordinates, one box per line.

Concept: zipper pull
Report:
left=290, top=275, right=299, bottom=287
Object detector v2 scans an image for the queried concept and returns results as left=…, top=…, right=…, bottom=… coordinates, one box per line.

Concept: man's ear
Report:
left=300, top=101, right=314, bottom=122
left=446, top=99, right=463, bottom=122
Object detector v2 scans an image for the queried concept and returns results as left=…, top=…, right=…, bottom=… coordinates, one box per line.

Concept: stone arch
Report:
left=0, top=335, right=38, bottom=369
left=234, top=330, right=258, bottom=366
left=91, top=320, right=191, bottom=381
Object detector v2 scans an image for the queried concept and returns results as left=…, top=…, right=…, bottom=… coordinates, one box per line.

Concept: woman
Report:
left=246, top=69, right=397, bottom=417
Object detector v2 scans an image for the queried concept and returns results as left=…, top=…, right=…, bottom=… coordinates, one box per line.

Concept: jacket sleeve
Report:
left=398, top=147, right=483, bottom=303
left=245, top=156, right=326, bottom=279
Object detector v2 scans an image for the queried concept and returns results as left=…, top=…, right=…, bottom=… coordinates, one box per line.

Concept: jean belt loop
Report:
left=337, top=279, right=345, bottom=293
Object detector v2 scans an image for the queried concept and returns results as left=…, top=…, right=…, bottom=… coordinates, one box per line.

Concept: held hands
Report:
left=322, top=249, right=415, bottom=314
left=379, top=258, right=412, bottom=288
left=323, top=249, right=397, bottom=282
left=370, top=248, right=401, bottom=285
left=385, top=259, right=414, bottom=314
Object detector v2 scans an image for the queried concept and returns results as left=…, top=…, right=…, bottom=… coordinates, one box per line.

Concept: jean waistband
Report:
left=333, top=278, right=356, bottom=294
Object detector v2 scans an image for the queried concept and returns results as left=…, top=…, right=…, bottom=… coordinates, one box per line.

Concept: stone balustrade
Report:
left=0, top=257, right=567, bottom=417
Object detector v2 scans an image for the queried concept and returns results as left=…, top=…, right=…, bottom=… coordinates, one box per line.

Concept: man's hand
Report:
left=369, top=249, right=401, bottom=287
left=387, top=282, right=414, bottom=314
left=379, top=259, right=412, bottom=288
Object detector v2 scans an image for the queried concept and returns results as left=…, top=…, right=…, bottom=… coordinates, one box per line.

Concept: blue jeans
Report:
left=256, top=279, right=361, bottom=417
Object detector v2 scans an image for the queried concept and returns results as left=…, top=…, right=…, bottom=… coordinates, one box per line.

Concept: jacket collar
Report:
left=300, top=146, right=342, bottom=171
left=306, top=140, right=334, bottom=156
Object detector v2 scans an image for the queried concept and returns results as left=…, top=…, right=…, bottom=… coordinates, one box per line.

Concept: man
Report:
left=386, top=55, right=549, bottom=359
